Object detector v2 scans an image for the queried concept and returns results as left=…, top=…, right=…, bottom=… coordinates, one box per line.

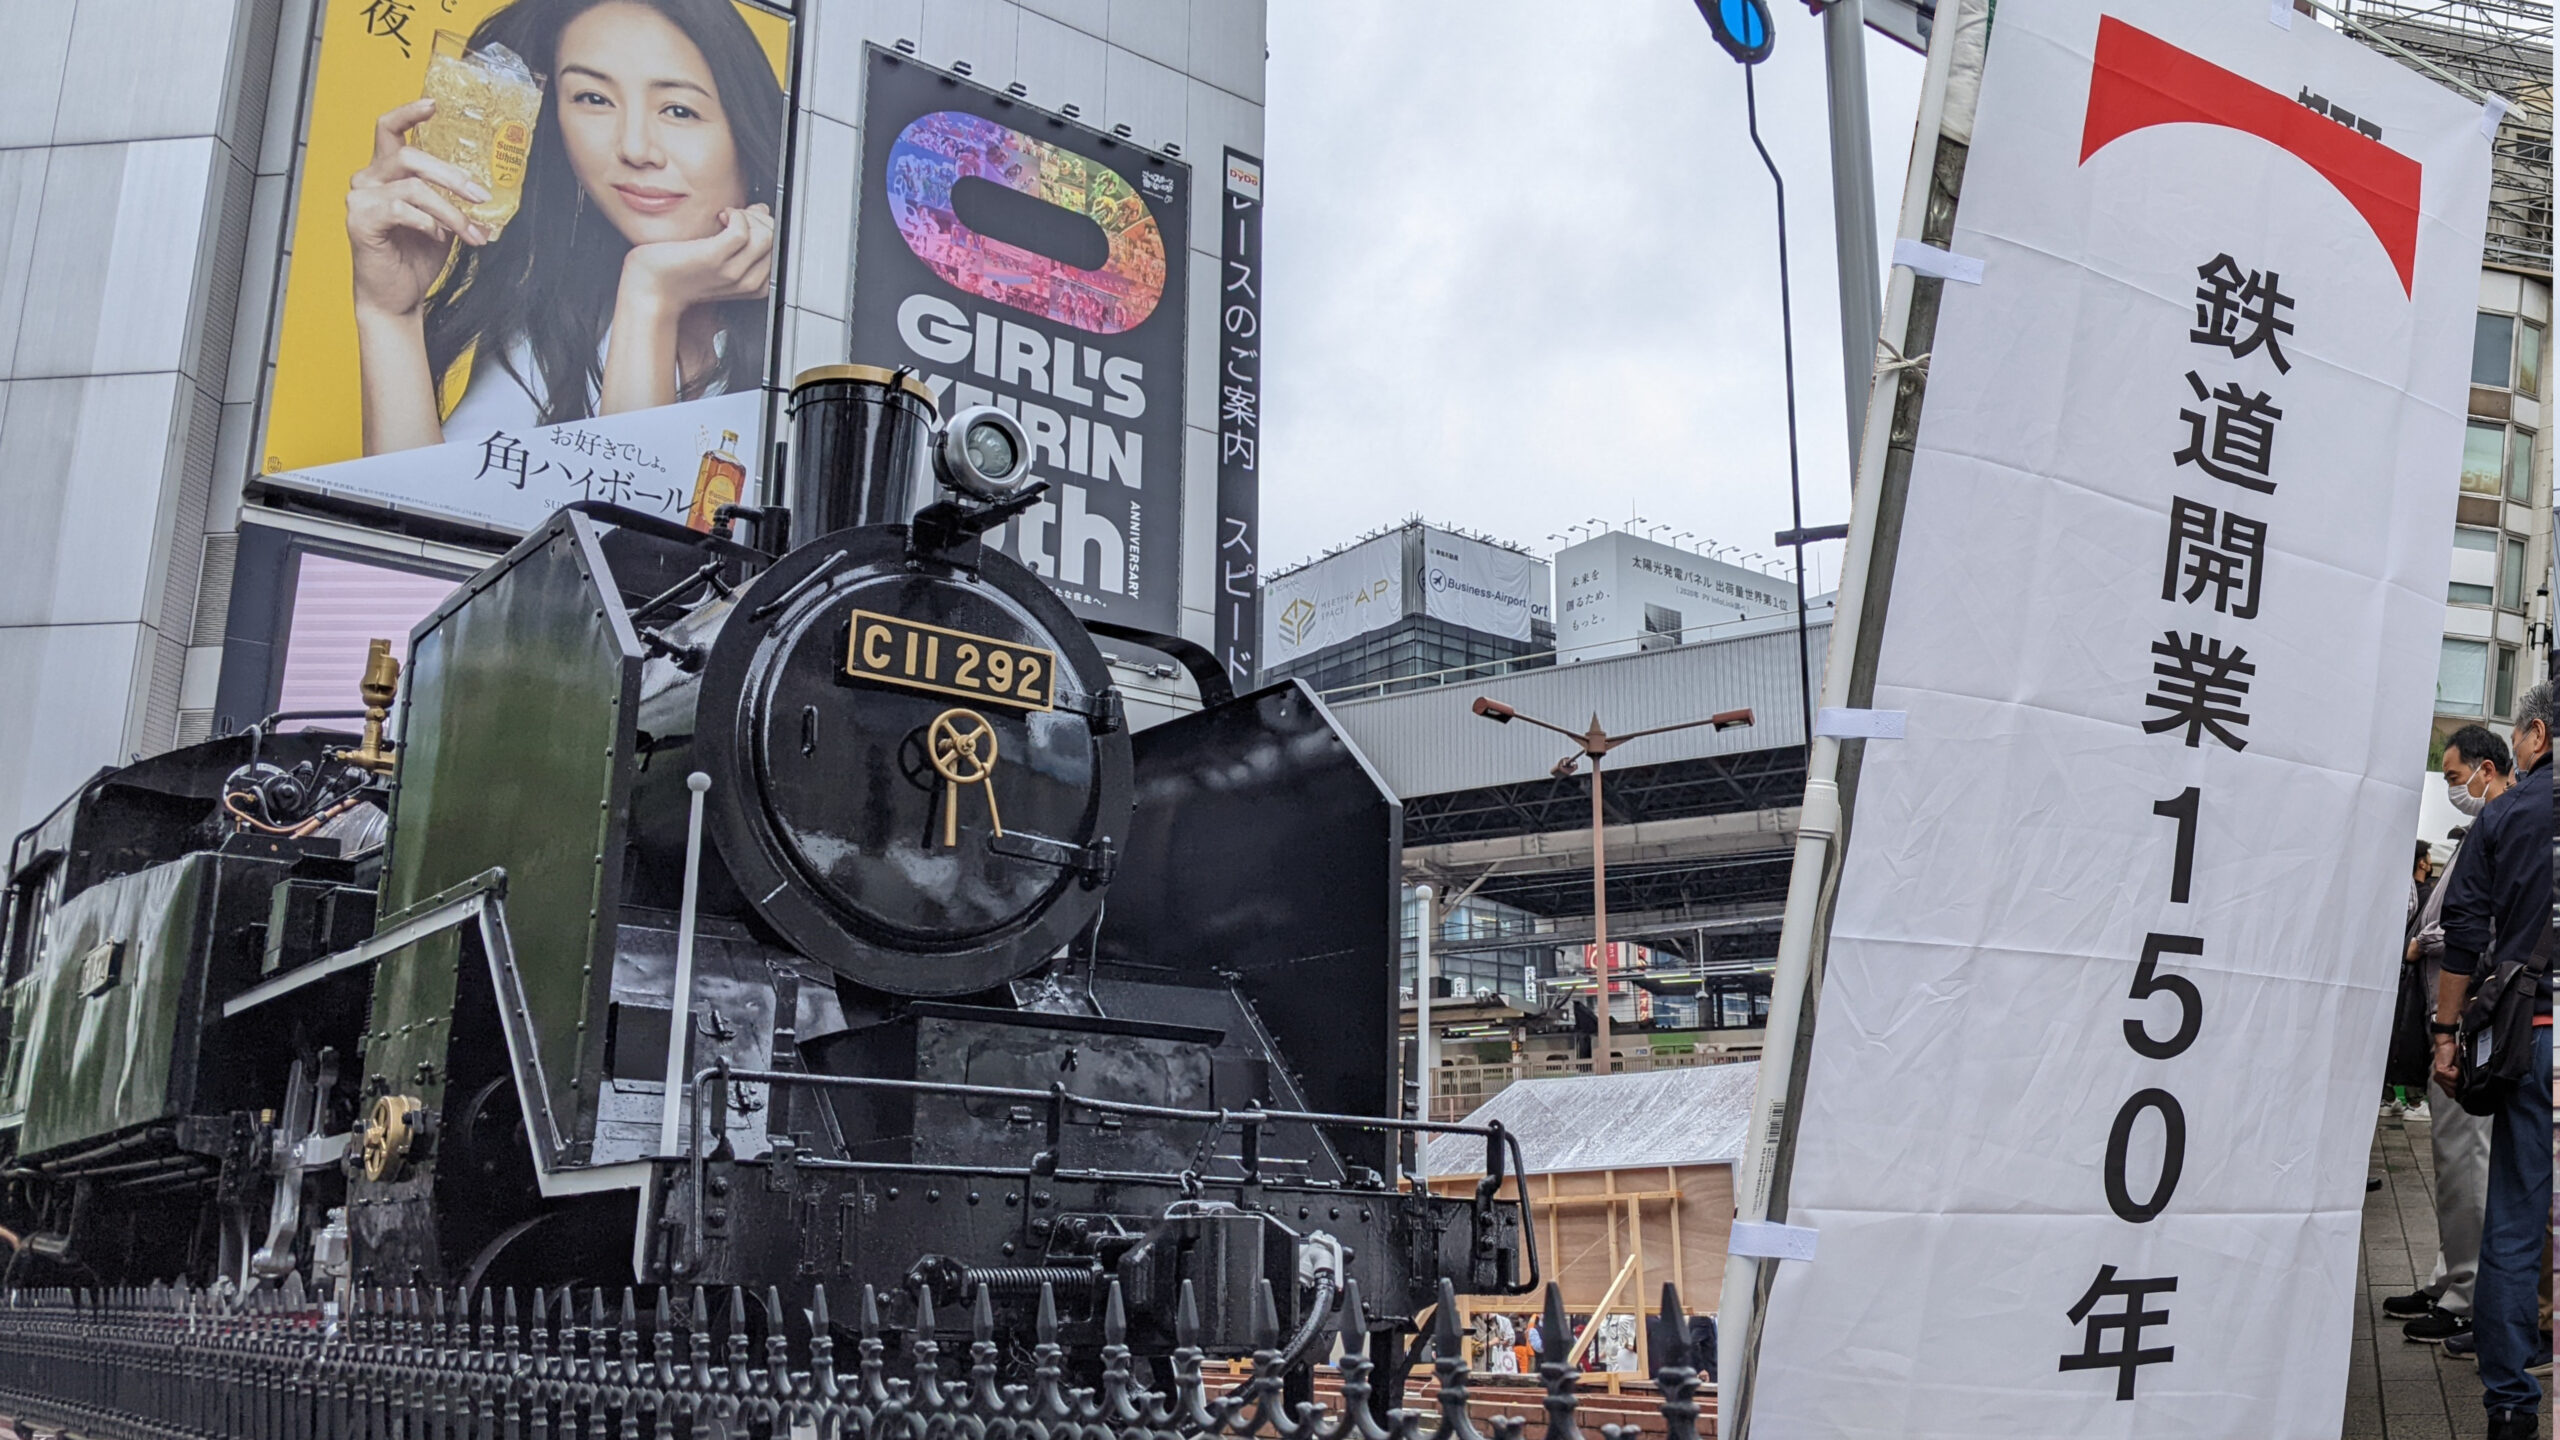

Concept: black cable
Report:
left=1277, top=1276, right=1339, bottom=1370
left=1744, top=65, right=1818, bottom=760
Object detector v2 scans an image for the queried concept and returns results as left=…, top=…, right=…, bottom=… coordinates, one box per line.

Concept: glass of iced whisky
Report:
left=412, top=33, right=543, bottom=240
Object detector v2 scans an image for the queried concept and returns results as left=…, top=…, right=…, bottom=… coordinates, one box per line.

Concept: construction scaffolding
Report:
left=2337, top=0, right=2553, bottom=274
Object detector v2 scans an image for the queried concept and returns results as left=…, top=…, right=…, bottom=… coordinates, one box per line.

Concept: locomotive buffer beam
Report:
left=644, top=1063, right=1538, bottom=1353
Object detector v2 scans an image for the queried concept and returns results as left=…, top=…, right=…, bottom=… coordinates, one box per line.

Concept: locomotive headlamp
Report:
left=936, top=406, right=1033, bottom=502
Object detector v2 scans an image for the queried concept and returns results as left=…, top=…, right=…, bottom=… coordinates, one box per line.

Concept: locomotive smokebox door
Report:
left=692, top=526, right=1132, bottom=997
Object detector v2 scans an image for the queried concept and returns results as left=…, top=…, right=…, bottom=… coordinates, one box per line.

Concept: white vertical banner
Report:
left=1751, top=0, right=2491, bottom=1434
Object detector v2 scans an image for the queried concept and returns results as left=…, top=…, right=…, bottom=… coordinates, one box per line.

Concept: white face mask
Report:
left=2448, top=771, right=2489, bottom=817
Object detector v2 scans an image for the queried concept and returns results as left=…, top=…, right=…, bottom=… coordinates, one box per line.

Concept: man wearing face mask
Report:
left=2431, top=683, right=2553, bottom=1438
left=2388, top=725, right=2511, bottom=1345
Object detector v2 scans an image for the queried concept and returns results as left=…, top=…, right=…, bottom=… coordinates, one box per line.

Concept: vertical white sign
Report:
left=1752, top=0, right=2491, bottom=1434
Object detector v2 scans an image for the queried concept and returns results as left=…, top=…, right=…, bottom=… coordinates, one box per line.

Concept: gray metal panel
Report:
left=0, top=0, right=75, bottom=148
left=13, top=139, right=219, bottom=382
left=0, top=372, right=190, bottom=629
left=785, top=113, right=857, bottom=324
left=1185, top=0, right=1265, bottom=106
left=1105, top=0, right=1189, bottom=70
left=1420, top=1064, right=1758, bottom=1178
left=1328, top=614, right=1833, bottom=799
left=0, top=622, right=152, bottom=836
left=52, top=0, right=242, bottom=145
left=0, top=147, right=50, bottom=366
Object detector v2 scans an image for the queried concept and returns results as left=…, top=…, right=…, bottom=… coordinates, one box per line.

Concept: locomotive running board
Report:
left=221, top=867, right=511, bottom=1018
left=221, top=869, right=645, bottom=1201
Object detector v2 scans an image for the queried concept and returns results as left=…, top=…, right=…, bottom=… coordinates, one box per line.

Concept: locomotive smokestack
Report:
left=786, top=365, right=942, bottom=538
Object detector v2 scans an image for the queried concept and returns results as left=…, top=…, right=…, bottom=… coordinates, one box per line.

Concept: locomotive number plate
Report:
left=844, top=610, right=1056, bottom=711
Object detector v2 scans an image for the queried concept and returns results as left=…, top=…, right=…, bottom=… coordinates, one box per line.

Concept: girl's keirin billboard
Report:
left=261, top=0, right=792, bottom=535
left=850, top=49, right=1189, bottom=633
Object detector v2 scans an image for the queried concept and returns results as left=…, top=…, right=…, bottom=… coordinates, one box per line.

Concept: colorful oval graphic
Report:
left=887, top=111, right=1168, bottom=336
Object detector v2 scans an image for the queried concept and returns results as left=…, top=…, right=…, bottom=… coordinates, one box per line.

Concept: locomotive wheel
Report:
left=450, top=1076, right=529, bottom=1184
left=456, top=1194, right=637, bottom=1296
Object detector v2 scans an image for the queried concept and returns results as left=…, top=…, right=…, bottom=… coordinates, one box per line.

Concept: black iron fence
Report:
left=0, top=1274, right=1708, bottom=1440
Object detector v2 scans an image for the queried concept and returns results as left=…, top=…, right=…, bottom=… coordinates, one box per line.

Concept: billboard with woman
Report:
left=261, top=0, right=790, bottom=534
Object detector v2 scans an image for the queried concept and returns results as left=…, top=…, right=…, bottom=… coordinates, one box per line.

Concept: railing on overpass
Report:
left=1312, top=608, right=1826, bottom=706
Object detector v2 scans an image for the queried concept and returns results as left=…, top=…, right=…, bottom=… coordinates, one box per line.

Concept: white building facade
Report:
left=1553, top=529, right=1799, bottom=662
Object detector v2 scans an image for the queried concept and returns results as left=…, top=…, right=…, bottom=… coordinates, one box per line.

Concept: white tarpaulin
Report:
left=1260, top=532, right=1404, bottom=668
left=262, top=392, right=762, bottom=536
left=1750, top=0, right=2491, bottom=1433
left=1419, top=527, right=1542, bottom=641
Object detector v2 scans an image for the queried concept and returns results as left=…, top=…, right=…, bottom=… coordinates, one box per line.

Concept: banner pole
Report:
left=1820, top=0, right=1885, bottom=466
left=1714, top=0, right=1987, bottom=1428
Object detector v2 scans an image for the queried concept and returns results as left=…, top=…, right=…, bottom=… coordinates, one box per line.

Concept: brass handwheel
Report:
left=926, top=708, right=1003, bottom=846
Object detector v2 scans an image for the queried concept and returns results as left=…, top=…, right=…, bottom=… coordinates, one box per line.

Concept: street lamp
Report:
left=1470, top=697, right=1754, bottom=1075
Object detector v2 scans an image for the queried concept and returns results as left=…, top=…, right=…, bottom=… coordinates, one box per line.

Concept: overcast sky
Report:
left=1258, top=3, right=1928, bottom=595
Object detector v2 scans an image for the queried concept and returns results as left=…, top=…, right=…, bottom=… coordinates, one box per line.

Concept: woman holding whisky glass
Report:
left=345, top=0, right=784, bottom=456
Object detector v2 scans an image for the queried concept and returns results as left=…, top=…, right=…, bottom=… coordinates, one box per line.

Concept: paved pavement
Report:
left=2346, top=1105, right=2551, bottom=1440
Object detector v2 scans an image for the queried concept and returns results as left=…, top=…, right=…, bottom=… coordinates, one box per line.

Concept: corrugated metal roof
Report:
left=1422, top=1064, right=1759, bottom=1176
left=1324, top=615, right=1831, bottom=800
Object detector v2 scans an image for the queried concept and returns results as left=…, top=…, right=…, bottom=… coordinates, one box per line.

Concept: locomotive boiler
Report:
left=0, top=366, right=1534, bottom=1378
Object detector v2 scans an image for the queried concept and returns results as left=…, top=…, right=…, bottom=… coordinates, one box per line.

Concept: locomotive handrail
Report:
left=221, top=868, right=510, bottom=1017
left=689, top=1063, right=1528, bottom=1137
left=680, top=1064, right=1543, bottom=1296
left=560, top=500, right=771, bottom=566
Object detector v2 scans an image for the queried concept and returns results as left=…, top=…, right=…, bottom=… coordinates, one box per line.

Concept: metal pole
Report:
left=1416, top=883, right=1436, bottom=1125
left=1719, top=2, right=1970, bottom=1420
left=1745, top=66, right=1818, bottom=757
left=1820, top=0, right=1884, bottom=465
left=659, top=772, right=712, bottom=1158
left=1591, top=755, right=1611, bottom=1077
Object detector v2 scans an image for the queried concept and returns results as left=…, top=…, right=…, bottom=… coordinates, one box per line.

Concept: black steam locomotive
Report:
left=0, top=367, right=1532, bottom=1378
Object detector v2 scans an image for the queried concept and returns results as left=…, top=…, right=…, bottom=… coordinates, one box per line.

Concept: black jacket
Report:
left=2440, top=753, right=2552, bottom=1015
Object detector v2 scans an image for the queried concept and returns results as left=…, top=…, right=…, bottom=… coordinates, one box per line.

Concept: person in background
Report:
left=1690, top=1312, right=1719, bottom=1383
left=2391, top=728, right=2513, bottom=1346
left=2430, top=685, right=2553, bottom=1439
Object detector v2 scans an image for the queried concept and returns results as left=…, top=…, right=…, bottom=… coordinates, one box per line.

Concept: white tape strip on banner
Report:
left=1815, top=707, right=1908, bottom=739
left=2267, top=0, right=2293, bottom=27
left=2481, top=95, right=2511, bottom=136
left=1891, top=238, right=1985, bottom=285
left=1728, top=1220, right=1819, bottom=1263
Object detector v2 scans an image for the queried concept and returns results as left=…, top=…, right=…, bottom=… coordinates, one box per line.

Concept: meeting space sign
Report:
left=851, top=49, right=1190, bottom=634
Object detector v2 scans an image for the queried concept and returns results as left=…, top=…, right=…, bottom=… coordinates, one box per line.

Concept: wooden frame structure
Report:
left=1426, top=1162, right=1732, bottom=1387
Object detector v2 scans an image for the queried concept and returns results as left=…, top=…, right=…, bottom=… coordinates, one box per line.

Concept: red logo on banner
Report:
left=2080, top=16, right=2422, bottom=295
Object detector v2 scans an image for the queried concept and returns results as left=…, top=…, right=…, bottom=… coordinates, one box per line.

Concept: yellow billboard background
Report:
left=264, top=0, right=790, bottom=475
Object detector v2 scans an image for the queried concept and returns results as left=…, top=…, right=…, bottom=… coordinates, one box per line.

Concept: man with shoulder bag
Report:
left=2431, top=682, right=2554, bottom=1438
left=2389, top=728, right=2512, bottom=1346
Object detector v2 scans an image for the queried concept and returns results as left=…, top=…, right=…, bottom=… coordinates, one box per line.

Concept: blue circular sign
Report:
left=1697, top=0, right=1777, bottom=63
